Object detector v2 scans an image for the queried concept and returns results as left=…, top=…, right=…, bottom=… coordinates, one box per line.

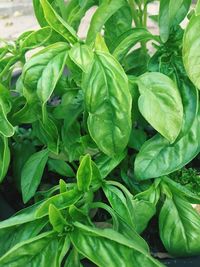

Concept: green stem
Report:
left=143, top=1, right=148, bottom=27
left=128, top=0, right=140, bottom=27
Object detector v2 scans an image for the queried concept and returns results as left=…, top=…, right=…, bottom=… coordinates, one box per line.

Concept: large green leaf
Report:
left=134, top=107, right=200, bottom=180
left=82, top=51, right=132, bottom=156
left=22, top=43, right=68, bottom=104
left=0, top=231, right=68, bottom=267
left=71, top=223, right=163, bottom=267
left=137, top=72, right=183, bottom=143
left=21, top=149, right=49, bottom=203
left=0, top=218, right=47, bottom=257
left=159, top=195, right=200, bottom=256
left=183, top=14, right=200, bottom=89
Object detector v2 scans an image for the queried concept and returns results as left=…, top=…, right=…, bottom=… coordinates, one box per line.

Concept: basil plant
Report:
left=1, top=0, right=200, bottom=266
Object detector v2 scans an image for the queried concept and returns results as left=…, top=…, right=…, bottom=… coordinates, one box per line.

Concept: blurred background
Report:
left=0, top=0, right=196, bottom=41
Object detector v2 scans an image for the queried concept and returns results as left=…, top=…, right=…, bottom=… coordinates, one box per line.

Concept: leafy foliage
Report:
left=1, top=0, right=200, bottom=265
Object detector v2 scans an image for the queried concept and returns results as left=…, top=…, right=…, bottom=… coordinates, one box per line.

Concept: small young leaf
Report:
left=76, top=154, right=92, bottom=192
left=36, top=188, right=81, bottom=218
left=21, top=149, right=49, bottom=203
left=49, top=204, right=66, bottom=233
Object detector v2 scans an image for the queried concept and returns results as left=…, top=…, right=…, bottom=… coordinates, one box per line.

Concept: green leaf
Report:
left=112, top=28, right=155, bottom=61
left=104, top=5, right=132, bottom=49
left=12, top=141, right=36, bottom=191
left=65, top=0, right=95, bottom=30
left=62, top=121, right=85, bottom=162
left=90, top=160, right=102, bottom=190
left=21, top=27, right=52, bottom=50
left=163, top=176, right=200, bottom=204
left=159, top=195, right=200, bottom=256
left=49, top=204, right=66, bottom=233
left=128, top=128, right=147, bottom=151
left=48, top=158, right=75, bottom=177
left=33, top=117, right=60, bottom=154
left=86, top=0, right=126, bottom=45
left=0, top=201, right=43, bottom=229
left=36, top=187, right=81, bottom=218
left=71, top=223, right=164, bottom=267
left=0, top=218, right=47, bottom=257
left=0, top=84, right=14, bottom=137
left=69, top=44, right=94, bottom=73
left=21, top=149, right=49, bottom=203
left=196, top=0, right=200, bottom=15
left=177, top=78, right=198, bottom=137
left=137, top=72, right=183, bottom=143
left=0, top=231, right=66, bottom=267
left=83, top=51, right=132, bottom=156
left=183, top=13, right=200, bottom=89
left=76, top=154, right=92, bottom=192
left=103, top=184, right=135, bottom=229
left=40, top=0, right=78, bottom=44
left=33, top=0, right=53, bottom=27
left=22, top=42, right=68, bottom=104
left=0, top=135, right=10, bottom=182
left=53, top=89, right=83, bottom=121
left=134, top=108, right=200, bottom=180
left=95, top=151, right=126, bottom=178
left=94, top=33, right=109, bottom=52
left=123, top=48, right=150, bottom=75
left=159, top=0, right=191, bottom=42
left=64, top=249, right=81, bottom=267
left=132, top=199, right=156, bottom=234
